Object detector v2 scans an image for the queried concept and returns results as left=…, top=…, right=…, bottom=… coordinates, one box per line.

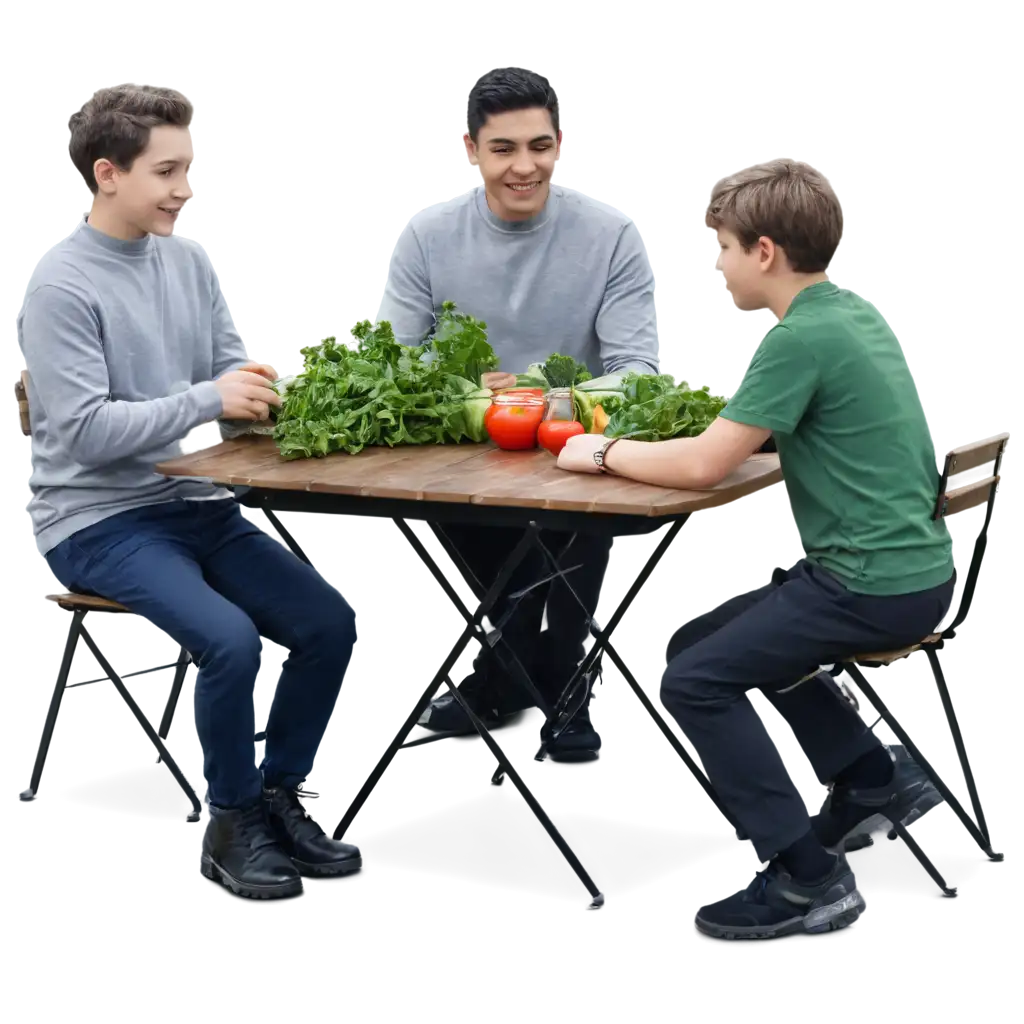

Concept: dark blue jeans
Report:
left=46, top=499, right=356, bottom=809
left=661, top=559, right=955, bottom=862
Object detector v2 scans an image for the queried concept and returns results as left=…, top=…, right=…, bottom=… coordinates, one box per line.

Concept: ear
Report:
left=93, top=158, right=119, bottom=196
left=757, top=236, right=779, bottom=272
left=463, top=133, right=479, bottom=167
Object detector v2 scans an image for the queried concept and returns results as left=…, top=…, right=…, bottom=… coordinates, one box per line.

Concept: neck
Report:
left=767, top=272, right=830, bottom=319
left=87, top=199, right=146, bottom=241
left=484, top=183, right=550, bottom=223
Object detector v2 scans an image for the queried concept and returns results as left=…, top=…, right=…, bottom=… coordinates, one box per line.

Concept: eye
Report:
left=159, top=168, right=174, bottom=176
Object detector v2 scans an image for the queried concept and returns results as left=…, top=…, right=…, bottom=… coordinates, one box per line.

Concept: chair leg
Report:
left=889, top=820, right=958, bottom=897
left=157, top=647, right=191, bottom=742
left=20, top=612, right=84, bottom=801
left=839, top=659, right=991, bottom=892
left=153, top=655, right=203, bottom=823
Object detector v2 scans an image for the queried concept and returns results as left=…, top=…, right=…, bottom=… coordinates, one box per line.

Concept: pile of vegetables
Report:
left=270, top=314, right=727, bottom=460
left=517, top=354, right=727, bottom=442
left=573, top=372, right=727, bottom=441
left=272, top=302, right=497, bottom=459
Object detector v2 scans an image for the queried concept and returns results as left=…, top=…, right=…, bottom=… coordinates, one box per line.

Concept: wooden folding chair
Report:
left=11, top=368, right=200, bottom=815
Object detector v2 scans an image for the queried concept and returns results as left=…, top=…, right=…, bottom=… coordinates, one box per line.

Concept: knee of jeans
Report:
left=299, top=589, right=357, bottom=652
left=203, top=613, right=262, bottom=669
left=660, top=659, right=718, bottom=718
left=666, top=621, right=702, bottom=664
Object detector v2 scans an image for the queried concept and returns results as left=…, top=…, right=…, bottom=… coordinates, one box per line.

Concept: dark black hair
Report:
left=467, top=68, right=559, bottom=142
left=69, top=84, right=193, bottom=193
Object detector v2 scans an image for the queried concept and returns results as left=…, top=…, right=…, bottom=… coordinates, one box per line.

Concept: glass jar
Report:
left=543, top=386, right=576, bottom=422
left=485, top=393, right=547, bottom=450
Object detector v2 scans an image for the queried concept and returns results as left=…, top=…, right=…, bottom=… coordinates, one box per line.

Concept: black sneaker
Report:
left=200, top=802, right=302, bottom=899
left=546, top=700, right=602, bottom=762
left=695, top=853, right=866, bottom=940
left=263, top=786, right=362, bottom=878
left=812, top=745, right=944, bottom=852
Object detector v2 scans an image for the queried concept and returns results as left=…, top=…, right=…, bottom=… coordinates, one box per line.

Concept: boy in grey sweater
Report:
left=18, top=84, right=360, bottom=900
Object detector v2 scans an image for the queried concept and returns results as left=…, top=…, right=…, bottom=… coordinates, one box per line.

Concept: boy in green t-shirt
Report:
left=557, top=159, right=955, bottom=940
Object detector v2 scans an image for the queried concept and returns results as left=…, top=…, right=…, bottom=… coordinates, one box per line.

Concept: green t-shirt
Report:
left=722, top=281, right=953, bottom=596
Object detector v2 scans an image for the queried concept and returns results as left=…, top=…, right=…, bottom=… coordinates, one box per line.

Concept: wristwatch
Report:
left=594, top=437, right=620, bottom=473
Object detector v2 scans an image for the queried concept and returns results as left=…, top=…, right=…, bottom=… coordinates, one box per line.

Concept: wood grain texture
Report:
left=157, top=437, right=782, bottom=517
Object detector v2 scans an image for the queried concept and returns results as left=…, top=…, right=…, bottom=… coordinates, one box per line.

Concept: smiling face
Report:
left=93, top=125, right=194, bottom=239
left=464, top=107, right=561, bottom=222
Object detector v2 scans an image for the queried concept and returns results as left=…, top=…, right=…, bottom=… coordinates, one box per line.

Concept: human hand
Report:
left=215, top=370, right=282, bottom=421
left=556, top=433, right=608, bottom=474
left=481, top=371, right=518, bottom=391
left=238, top=361, right=279, bottom=381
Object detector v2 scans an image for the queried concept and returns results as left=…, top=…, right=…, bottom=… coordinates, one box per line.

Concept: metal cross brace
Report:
left=331, top=520, right=610, bottom=905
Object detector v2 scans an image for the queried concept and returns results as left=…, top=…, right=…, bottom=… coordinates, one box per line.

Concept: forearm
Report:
left=603, top=437, right=717, bottom=489
left=22, top=285, right=223, bottom=468
left=613, top=355, right=660, bottom=375
left=57, top=385, right=222, bottom=466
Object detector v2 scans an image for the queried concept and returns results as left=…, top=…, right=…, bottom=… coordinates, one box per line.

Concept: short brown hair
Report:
left=705, top=159, right=843, bottom=273
left=69, top=84, right=193, bottom=193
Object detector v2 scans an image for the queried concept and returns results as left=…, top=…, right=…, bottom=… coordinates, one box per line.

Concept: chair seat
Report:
left=849, top=633, right=942, bottom=667
left=47, top=593, right=131, bottom=613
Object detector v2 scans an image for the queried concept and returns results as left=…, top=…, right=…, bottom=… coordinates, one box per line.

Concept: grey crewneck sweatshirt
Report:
left=378, top=185, right=660, bottom=376
left=17, top=218, right=249, bottom=554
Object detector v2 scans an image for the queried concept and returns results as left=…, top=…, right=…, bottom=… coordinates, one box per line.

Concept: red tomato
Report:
left=537, top=419, right=585, bottom=456
left=486, top=397, right=546, bottom=450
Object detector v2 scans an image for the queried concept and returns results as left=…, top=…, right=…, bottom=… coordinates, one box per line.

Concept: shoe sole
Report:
left=548, top=748, right=600, bottom=763
left=695, top=888, right=866, bottom=941
left=200, top=854, right=303, bottom=899
left=292, top=856, right=363, bottom=878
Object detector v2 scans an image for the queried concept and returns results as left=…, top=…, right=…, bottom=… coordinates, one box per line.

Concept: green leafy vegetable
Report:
left=429, top=300, right=499, bottom=385
left=272, top=304, right=497, bottom=459
left=603, top=373, right=727, bottom=441
left=515, top=364, right=549, bottom=389
left=517, top=354, right=593, bottom=389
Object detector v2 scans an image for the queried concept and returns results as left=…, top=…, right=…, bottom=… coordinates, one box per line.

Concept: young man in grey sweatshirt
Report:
left=18, top=84, right=361, bottom=900
left=378, top=68, right=660, bottom=759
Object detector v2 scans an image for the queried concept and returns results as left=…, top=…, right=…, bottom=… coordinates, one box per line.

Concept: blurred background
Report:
left=2, top=2, right=1024, bottom=790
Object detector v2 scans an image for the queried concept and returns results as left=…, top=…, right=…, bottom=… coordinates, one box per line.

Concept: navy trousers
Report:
left=661, top=559, right=954, bottom=861
left=46, top=499, right=356, bottom=809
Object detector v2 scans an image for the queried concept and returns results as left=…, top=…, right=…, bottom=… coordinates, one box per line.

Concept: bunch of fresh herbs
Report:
left=272, top=302, right=496, bottom=459
left=603, top=373, right=727, bottom=440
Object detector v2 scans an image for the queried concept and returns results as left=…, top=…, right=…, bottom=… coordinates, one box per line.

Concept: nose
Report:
left=715, top=253, right=724, bottom=272
left=173, top=175, right=194, bottom=201
left=511, top=152, right=537, bottom=179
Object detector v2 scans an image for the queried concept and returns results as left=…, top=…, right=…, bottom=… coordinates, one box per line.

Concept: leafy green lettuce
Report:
left=603, top=373, right=727, bottom=441
left=273, top=303, right=497, bottom=459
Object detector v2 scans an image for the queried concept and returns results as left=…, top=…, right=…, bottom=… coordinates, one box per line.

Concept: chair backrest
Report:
left=15, top=370, right=30, bottom=436
left=937, top=436, right=1007, bottom=524
left=937, top=430, right=1007, bottom=622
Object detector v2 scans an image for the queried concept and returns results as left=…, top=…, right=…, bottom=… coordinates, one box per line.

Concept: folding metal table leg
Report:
left=332, top=523, right=606, bottom=906
left=329, top=524, right=548, bottom=835
left=585, top=516, right=745, bottom=835
left=444, top=674, right=604, bottom=908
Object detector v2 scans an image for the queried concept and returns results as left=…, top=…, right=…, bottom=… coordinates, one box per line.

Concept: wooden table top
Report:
left=157, top=437, right=782, bottom=518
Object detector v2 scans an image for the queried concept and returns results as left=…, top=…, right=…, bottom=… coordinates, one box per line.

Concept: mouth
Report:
left=158, top=206, right=182, bottom=219
left=505, top=181, right=542, bottom=195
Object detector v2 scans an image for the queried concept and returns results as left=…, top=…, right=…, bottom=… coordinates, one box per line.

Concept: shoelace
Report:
left=235, top=804, right=279, bottom=852
left=273, top=786, right=324, bottom=840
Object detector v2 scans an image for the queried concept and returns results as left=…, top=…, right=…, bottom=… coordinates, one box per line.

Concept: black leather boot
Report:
left=263, top=786, right=362, bottom=878
left=201, top=802, right=302, bottom=899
